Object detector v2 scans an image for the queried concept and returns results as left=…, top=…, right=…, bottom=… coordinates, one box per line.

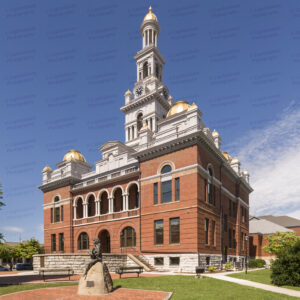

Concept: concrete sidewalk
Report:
left=203, top=272, right=300, bottom=298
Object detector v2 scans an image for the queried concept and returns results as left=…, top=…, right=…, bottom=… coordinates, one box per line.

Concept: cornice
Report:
left=39, top=177, right=80, bottom=193
left=134, top=45, right=165, bottom=64
left=120, top=90, right=170, bottom=113
left=134, top=130, right=253, bottom=193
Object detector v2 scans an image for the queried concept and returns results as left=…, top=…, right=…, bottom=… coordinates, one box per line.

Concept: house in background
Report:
left=249, top=216, right=293, bottom=261
left=259, top=215, right=300, bottom=236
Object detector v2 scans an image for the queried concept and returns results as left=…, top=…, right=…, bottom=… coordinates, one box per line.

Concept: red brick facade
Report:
left=42, top=144, right=250, bottom=263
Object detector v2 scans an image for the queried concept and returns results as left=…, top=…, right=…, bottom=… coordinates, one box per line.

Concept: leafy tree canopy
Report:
left=263, top=231, right=300, bottom=256
left=16, top=238, right=43, bottom=259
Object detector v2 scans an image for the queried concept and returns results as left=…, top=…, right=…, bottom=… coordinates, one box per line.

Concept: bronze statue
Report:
left=83, top=237, right=113, bottom=292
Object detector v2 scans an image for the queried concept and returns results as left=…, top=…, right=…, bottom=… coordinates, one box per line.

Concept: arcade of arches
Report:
left=74, top=183, right=139, bottom=220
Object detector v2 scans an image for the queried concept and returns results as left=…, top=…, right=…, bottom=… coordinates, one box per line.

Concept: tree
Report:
left=263, top=231, right=299, bottom=256
left=271, top=240, right=300, bottom=286
left=15, top=238, right=43, bottom=260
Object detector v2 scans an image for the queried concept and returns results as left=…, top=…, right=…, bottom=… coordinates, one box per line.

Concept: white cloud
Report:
left=2, top=226, right=24, bottom=233
left=287, top=210, right=300, bottom=220
left=227, top=102, right=300, bottom=217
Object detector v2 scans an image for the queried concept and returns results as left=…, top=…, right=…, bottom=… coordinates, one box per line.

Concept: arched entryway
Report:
left=99, top=230, right=111, bottom=253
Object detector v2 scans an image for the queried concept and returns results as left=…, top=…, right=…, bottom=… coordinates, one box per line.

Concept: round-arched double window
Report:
left=120, top=227, right=136, bottom=248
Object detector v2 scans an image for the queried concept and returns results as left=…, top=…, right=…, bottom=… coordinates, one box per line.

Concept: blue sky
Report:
left=0, top=0, right=299, bottom=242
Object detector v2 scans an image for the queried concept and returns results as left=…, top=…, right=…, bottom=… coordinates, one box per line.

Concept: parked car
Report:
left=15, top=263, right=33, bottom=271
left=0, top=266, right=9, bottom=271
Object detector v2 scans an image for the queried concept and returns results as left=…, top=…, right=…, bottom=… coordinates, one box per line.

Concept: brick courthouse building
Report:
left=38, top=8, right=252, bottom=272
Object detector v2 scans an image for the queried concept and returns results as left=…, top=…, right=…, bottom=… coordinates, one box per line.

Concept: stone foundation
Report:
left=141, top=253, right=245, bottom=273
left=33, top=254, right=136, bottom=274
left=33, top=253, right=245, bottom=274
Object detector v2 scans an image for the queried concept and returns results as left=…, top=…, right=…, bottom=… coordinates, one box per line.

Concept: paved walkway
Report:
left=203, top=272, right=300, bottom=298
left=0, top=272, right=165, bottom=285
left=0, top=285, right=172, bottom=300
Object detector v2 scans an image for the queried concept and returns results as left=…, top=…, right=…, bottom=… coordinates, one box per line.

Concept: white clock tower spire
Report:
left=121, top=7, right=172, bottom=147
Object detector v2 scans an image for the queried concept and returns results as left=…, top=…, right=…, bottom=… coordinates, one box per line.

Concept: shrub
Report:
left=256, top=259, right=266, bottom=268
left=208, top=266, right=216, bottom=272
left=225, top=263, right=232, bottom=270
left=248, top=259, right=266, bottom=268
left=271, top=240, right=300, bottom=287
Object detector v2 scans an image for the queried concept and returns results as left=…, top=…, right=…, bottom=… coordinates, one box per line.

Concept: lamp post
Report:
left=245, top=235, right=248, bottom=274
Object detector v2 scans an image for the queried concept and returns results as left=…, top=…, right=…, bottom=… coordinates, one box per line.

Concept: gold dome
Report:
left=231, top=157, right=239, bottom=163
left=212, top=129, right=219, bottom=137
left=222, top=152, right=232, bottom=161
left=144, top=6, right=158, bottom=22
left=63, top=149, right=86, bottom=163
left=42, top=165, right=52, bottom=172
left=166, top=100, right=196, bottom=117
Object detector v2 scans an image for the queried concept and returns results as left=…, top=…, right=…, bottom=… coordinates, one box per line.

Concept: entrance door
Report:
left=99, top=230, right=111, bottom=253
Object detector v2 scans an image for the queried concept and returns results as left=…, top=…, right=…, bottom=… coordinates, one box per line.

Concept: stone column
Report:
left=153, top=117, right=156, bottom=132
left=95, top=201, right=100, bottom=216
left=152, top=30, right=154, bottom=45
left=123, top=193, right=128, bottom=211
left=73, top=205, right=77, bottom=220
left=83, top=203, right=87, bottom=218
left=108, top=197, right=113, bottom=213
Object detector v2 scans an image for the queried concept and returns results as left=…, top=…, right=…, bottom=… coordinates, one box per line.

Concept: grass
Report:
left=228, top=269, right=300, bottom=291
left=0, top=275, right=298, bottom=299
left=0, top=282, right=78, bottom=296
left=113, top=275, right=297, bottom=299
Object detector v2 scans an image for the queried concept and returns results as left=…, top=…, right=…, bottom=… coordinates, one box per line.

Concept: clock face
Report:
left=135, top=86, right=143, bottom=96
left=163, top=88, right=169, bottom=100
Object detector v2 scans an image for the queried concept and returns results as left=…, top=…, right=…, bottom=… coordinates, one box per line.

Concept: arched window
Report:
left=161, top=165, right=172, bottom=203
left=53, top=196, right=60, bottom=222
left=143, top=62, right=148, bottom=78
left=78, top=232, right=89, bottom=250
left=100, top=191, right=109, bottom=215
left=128, top=184, right=139, bottom=209
left=161, top=165, right=172, bottom=174
left=113, top=187, right=123, bottom=212
left=207, top=167, right=215, bottom=205
left=76, top=197, right=83, bottom=219
left=120, top=227, right=136, bottom=248
left=87, top=195, right=95, bottom=217
left=137, top=113, right=143, bottom=131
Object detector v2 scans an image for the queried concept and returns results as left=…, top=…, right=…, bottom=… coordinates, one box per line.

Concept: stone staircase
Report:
left=134, top=255, right=157, bottom=271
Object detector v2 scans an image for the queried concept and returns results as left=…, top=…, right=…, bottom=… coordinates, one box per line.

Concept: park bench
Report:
left=116, top=266, right=143, bottom=278
left=39, top=267, right=74, bottom=281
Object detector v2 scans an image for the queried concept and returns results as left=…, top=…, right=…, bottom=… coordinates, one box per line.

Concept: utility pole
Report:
left=245, top=235, right=248, bottom=274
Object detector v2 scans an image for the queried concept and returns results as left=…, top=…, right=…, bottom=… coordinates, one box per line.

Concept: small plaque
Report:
left=86, top=281, right=94, bottom=287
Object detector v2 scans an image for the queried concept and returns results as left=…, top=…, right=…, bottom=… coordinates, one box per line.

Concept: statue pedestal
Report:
left=77, top=262, right=113, bottom=295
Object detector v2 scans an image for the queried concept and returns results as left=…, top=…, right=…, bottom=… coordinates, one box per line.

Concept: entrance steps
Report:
left=127, top=254, right=157, bottom=272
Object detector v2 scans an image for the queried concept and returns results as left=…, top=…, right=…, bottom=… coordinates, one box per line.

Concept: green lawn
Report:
left=0, top=282, right=78, bottom=296
left=0, top=275, right=298, bottom=299
left=228, top=269, right=300, bottom=291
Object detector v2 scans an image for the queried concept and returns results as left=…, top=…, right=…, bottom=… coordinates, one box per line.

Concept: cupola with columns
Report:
left=121, top=7, right=172, bottom=147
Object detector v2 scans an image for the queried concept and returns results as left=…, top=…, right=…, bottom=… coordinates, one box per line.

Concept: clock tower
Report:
left=121, top=7, right=172, bottom=148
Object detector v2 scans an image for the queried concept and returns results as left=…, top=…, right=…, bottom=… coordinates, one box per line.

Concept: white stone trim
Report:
left=43, top=198, right=71, bottom=208
left=85, top=192, right=96, bottom=204
left=73, top=213, right=139, bottom=227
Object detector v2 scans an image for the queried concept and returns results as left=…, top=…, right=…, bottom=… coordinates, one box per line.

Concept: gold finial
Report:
left=144, top=6, right=158, bottom=21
